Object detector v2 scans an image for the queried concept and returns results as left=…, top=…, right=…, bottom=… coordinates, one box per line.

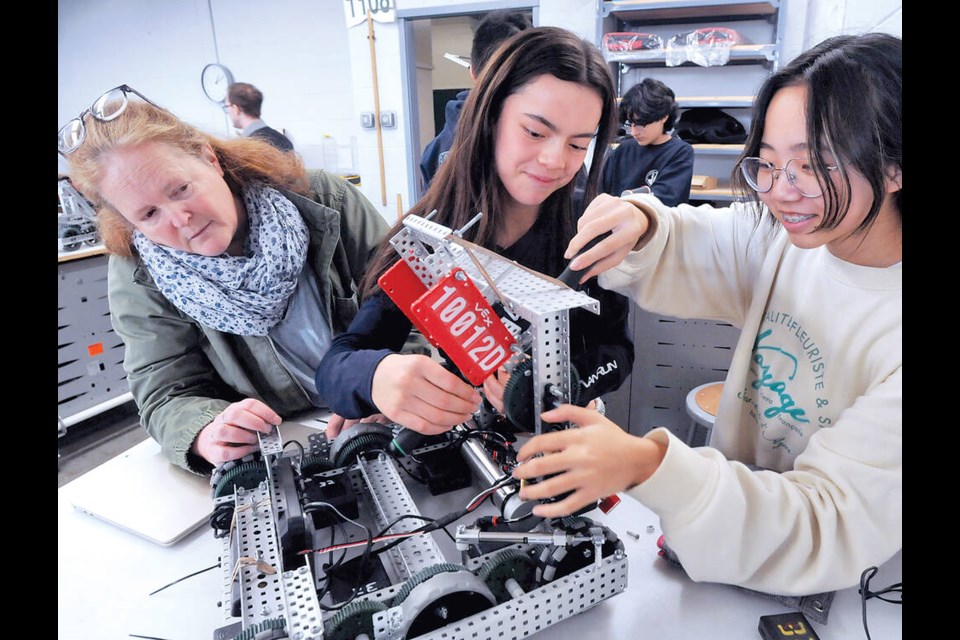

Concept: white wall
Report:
left=58, top=0, right=394, bottom=219
left=783, top=0, right=902, bottom=64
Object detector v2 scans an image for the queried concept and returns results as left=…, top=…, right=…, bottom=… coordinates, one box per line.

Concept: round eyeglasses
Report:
left=58, top=85, right=161, bottom=156
left=739, top=156, right=838, bottom=198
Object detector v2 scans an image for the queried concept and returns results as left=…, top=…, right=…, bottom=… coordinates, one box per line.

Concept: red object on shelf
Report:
left=603, top=32, right=663, bottom=52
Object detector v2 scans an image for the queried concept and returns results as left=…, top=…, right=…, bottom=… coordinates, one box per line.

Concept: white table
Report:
left=58, top=420, right=902, bottom=640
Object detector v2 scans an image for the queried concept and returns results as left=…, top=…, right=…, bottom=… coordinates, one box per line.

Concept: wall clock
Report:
left=201, top=63, right=234, bottom=103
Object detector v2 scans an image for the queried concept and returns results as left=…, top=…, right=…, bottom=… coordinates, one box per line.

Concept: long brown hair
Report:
left=361, top=26, right=617, bottom=297
left=66, top=99, right=309, bottom=256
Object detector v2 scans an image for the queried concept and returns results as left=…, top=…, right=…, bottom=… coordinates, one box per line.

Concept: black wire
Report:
left=282, top=438, right=305, bottom=466
left=209, top=502, right=235, bottom=538
left=148, top=563, right=220, bottom=596
left=304, top=501, right=373, bottom=612
left=859, top=565, right=903, bottom=640
left=376, top=513, right=436, bottom=537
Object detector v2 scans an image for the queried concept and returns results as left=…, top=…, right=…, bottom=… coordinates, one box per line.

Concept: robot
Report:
left=58, top=177, right=100, bottom=252
left=208, top=212, right=628, bottom=640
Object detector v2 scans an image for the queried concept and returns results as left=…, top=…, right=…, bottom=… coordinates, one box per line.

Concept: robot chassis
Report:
left=209, top=213, right=629, bottom=640
left=57, top=177, right=100, bottom=251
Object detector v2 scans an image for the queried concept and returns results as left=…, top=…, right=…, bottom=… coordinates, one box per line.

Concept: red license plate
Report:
left=411, top=268, right=515, bottom=385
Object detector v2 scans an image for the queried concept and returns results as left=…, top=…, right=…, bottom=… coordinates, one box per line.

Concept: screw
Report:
left=626, top=530, right=640, bottom=540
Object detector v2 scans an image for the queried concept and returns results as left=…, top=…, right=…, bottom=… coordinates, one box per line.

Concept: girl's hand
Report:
left=482, top=366, right=511, bottom=414
left=513, top=404, right=666, bottom=518
left=372, top=354, right=482, bottom=435
left=564, top=193, right=653, bottom=284
left=325, top=412, right=391, bottom=440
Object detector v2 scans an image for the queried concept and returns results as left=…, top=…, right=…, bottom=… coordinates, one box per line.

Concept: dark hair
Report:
left=733, top=32, right=902, bottom=231
left=620, top=78, right=679, bottom=131
left=471, top=10, right=532, bottom=76
left=362, top=26, right=617, bottom=297
left=227, top=82, right=264, bottom=118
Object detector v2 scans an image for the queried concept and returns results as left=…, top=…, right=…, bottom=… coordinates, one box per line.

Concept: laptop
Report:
left=67, top=412, right=330, bottom=546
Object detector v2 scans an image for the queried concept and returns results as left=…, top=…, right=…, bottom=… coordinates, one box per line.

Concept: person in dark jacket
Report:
left=225, top=82, right=294, bottom=152
left=418, top=10, right=531, bottom=193
left=318, top=27, right=635, bottom=438
left=59, top=86, right=390, bottom=473
left=599, top=78, right=694, bottom=205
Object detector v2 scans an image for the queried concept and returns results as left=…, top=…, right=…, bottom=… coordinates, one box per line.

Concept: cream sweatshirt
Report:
left=601, top=194, right=902, bottom=595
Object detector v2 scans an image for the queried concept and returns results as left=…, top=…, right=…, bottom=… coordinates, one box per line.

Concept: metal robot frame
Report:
left=210, top=213, right=629, bottom=640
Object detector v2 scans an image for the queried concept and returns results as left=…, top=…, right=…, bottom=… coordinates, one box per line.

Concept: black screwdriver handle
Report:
left=557, top=231, right=612, bottom=288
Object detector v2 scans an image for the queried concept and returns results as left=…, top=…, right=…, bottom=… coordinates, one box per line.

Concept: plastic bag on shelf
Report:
left=602, top=32, right=663, bottom=53
left=665, top=27, right=747, bottom=67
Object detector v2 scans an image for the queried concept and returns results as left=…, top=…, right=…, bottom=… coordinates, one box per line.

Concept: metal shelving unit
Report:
left=598, top=0, right=784, bottom=204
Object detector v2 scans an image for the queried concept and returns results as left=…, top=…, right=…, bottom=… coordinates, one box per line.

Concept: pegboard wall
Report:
left=58, top=254, right=128, bottom=426
left=605, top=306, right=740, bottom=443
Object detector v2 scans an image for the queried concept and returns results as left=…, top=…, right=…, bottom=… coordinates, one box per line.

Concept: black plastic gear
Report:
left=213, top=460, right=269, bottom=498
left=230, top=616, right=286, bottom=640
left=476, top=548, right=538, bottom=602
left=210, top=453, right=261, bottom=492
left=390, top=562, right=464, bottom=607
left=300, top=453, right=333, bottom=476
left=330, top=432, right=391, bottom=468
left=503, top=359, right=585, bottom=432
left=502, top=359, right=535, bottom=432
left=328, top=423, right=394, bottom=468
left=323, top=599, right=388, bottom=640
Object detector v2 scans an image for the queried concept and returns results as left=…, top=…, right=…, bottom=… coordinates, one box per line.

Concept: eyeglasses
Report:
left=222, top=103, right=233, bottom=111
left=739, top=156, right=839, bottom=198
left=624, top=120, right=648, bottom=130
left=58, top=84, right=161, bottom=156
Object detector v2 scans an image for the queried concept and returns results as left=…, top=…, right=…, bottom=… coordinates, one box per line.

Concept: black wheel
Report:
left=80, top=222, right=100, bottom=246
left=60, top=225, right=82, bottom=251
left=328, top=422, right=394, bottom=468
left=535, top=517, right=623, bottom=583
left=324, top=599, right=388, bottom=640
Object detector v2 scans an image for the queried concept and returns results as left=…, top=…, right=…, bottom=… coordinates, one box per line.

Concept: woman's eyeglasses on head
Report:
left=58, top=85, right=161, bottom=156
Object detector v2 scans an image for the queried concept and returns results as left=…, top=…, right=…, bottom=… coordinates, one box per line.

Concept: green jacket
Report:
left=108, top=170, right=388, bottom=474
